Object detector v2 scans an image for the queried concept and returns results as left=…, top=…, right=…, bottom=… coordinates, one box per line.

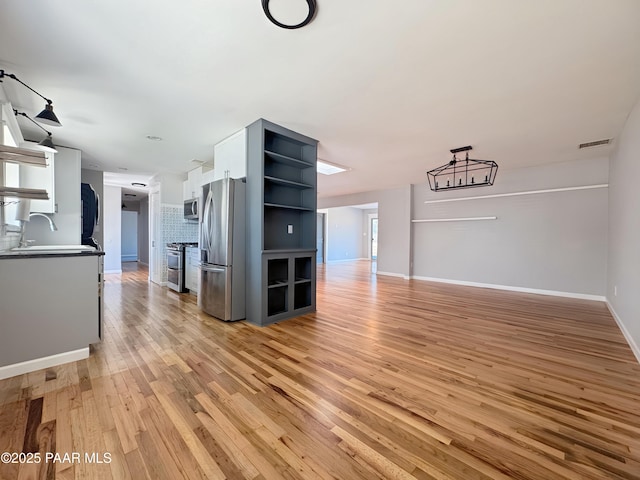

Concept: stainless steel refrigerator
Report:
left=198, top=178, right=246, bottom=321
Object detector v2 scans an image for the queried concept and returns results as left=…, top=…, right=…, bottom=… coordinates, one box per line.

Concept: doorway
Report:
left=369, top=214, right=378, bottom=260
left=121, top=210, right=138, bottom=262
left=316, top=212, right=325, bottom=263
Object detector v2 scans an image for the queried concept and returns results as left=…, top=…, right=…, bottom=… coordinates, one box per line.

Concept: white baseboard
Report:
left=410, top=275, right=606, bottom=302
left=0, top=347, right=90, bottom=380
left=327, top=258, right=368, bottom=264
left=121, top=255, right=138, bottom=262
left=606, top=301, right=640, bottom=365
left=377, top=271, right=410, bottom=280
left=138, top=261, right=149, bottom=266
left=104, top=269, right=123, bottom=274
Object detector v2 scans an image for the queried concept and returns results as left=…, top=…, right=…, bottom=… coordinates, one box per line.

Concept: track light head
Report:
left=35, top=103, right=61, bottom=127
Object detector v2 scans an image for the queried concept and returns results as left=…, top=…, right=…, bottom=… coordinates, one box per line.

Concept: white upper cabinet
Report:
left=183, top=165, right=214, bottom=201
left=213, top=128, right=247, bottom=181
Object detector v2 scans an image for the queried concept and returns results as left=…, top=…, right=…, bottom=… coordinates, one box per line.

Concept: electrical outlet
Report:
left=287, top=224, right=293, bottom=234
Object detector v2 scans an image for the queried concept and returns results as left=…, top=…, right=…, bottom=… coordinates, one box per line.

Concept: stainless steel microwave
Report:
left=184, top=198, right=199, bottom=220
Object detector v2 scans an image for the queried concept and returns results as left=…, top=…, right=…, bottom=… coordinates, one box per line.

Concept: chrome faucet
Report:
left=18, top=213, right=58, bottom=247
left=29, top=212, right=58, bottom=231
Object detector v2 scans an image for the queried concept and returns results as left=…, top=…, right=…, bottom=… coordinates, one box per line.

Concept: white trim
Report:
left=0, top=347, right=89, bottom=380
left=138, top=261, right=149, bottom=266
left=104, top=269, right=123, bottom=274
left=327, top=258, right=368, bottom=264
left=424, top=184, right=608, bottom=204
left=410, top=275, right=606, bottom=301
left=368, top=213, right=378, bottom=260
left=1, top=102, right=25, bottom=144
left=317, top=211, right=327, bottom=264
left=606, top=301, right=640, bottom=365
left=413, top=216, right=497, bottom=223
left=377, top=271, right=411, bottom=280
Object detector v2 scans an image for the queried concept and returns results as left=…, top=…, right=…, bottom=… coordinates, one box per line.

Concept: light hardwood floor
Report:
left=1, top=260, right=640, bottom=479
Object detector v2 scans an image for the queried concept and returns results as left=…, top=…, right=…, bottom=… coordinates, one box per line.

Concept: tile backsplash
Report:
left=160, top=204, right=199, bottom=282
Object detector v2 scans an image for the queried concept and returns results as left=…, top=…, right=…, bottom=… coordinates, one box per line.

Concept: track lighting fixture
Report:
left=1, top=69, right=62, bottom=127
left=14, top=109, right=58, bottom=153
left=427, top=146, right=498, bottom=192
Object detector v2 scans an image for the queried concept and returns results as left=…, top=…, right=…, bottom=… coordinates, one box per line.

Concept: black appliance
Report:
left=81, top=183, right=100, bottom=249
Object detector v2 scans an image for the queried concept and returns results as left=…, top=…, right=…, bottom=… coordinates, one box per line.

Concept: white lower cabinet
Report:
left=185, top=247, right=200, bottom=294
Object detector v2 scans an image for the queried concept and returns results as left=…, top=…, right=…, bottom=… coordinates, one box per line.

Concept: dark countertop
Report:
left=0, top=249, right=105, bottom=259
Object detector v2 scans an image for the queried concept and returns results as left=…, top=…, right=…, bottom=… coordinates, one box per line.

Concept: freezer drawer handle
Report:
left=202, top=265, right=225, bottom=273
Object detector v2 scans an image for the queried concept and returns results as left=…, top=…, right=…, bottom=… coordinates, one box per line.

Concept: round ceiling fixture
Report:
left=262, top=0, right=317, bottom=29
left=146, top=135, right=163, bottom=141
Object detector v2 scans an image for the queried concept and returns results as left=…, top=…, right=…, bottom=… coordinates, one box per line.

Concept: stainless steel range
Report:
left=167, top=242, right=198, bottom=293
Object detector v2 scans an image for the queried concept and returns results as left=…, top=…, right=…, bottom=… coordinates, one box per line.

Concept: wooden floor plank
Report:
left=1, top=260, right=640, bottom=479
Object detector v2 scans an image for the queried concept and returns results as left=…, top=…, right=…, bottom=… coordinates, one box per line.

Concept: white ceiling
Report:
left=1, top=0, right=639, bottom=198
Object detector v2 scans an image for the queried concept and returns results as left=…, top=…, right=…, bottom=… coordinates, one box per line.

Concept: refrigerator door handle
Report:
left=202, top=265, right=225, bottom=273
left=202, top=189, right=213, bottom=253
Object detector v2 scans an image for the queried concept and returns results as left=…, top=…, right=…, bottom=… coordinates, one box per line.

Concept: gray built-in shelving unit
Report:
left=245, top=119, right=318, bottom=326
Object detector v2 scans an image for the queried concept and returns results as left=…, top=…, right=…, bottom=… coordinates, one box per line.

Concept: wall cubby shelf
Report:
left=246, top=119, right=318, bottom=326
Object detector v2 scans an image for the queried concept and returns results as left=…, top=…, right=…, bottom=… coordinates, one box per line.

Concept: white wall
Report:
left=81, top=169, right=104, bottom=249
left=103, top=185, right=122, bottom=273
left=151, top=172, right=186, bottom=204
left=121, top=210, right=138, bottom=262
left=325, top=207, right=365, bottom=262
left=412, top=157, right=609, bottom=297
left=25, top=146, right=81, bottom=245
left=319, top=185, right=412, bottom=276
left=607, top=97, right=640, bottom=361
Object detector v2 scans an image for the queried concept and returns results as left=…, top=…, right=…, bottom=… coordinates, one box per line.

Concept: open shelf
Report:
left=264, top=157, right=315, bottom=186
left=267, top=258, right=288, bottom=286
left=267, top=286, right=288, bottom=316
left=0, top=186, right=49, bottom=200
left=295, top=256, right=312, bottom=282
left=264, top=177, right=315, bottom=210
left=0, top=145, right=47, bottom=167
left=263, top=208, right=315, bottom=251
left=264, top=203, right=314, bottom=211
left=264, top=176, right=313, bottom=190
left=294, top=282, right=312, bottom=310
left=264, top=150, right=313, bottom=169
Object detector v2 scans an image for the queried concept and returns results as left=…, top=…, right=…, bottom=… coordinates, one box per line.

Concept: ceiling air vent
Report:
left=579, top=139, right=611, bottom=149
